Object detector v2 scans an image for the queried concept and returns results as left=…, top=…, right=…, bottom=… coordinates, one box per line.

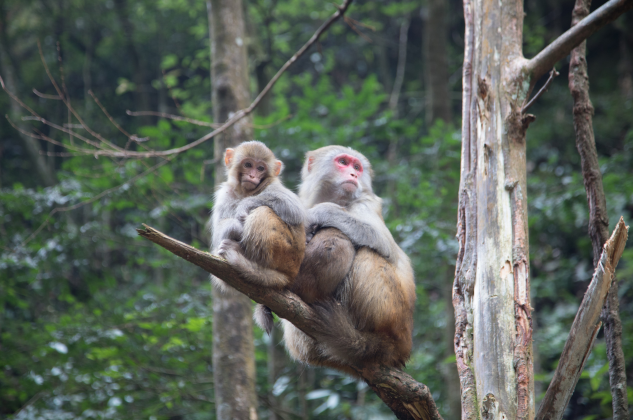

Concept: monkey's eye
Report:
left=257, top=166, right=265, bottom=172
left=244, top=162, right=252, bottom=168
left=354, top=164, right=361, bottom=171
left=339, top=158, right=347, bottom=165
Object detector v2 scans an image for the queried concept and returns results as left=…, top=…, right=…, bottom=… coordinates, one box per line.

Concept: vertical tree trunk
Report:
left=454, top=0, right=534, bottom=419
left=0, top=34, right=56, bottom=187
left=441, top=268, right=461, bottom=419
left=424, top=0, right=452, bottom=124
left=207, top=1, right=258, bottom=419
left=568, top=2, right=629, bottom=418
left=267, top=328, right=287, bottom=420
left=113, top=0, right=151, bottom=124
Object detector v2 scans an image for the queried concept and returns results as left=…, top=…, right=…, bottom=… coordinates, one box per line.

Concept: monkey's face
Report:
left=333, top=153, right=363, bottom=194
left=240, top=158, right=268, bottom=191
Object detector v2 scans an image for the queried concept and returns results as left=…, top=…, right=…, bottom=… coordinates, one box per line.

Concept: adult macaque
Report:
left=282, top=146, right=416, bottom=371
left=210, top=141, right=306, bottom=330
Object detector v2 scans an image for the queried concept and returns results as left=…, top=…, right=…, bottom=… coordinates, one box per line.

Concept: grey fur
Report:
left=307, top=202, right=392, bottom=261
left=211, top=179, right=305, bottom=252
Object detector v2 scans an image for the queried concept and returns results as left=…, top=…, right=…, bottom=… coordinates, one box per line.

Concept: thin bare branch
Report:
left=526, top=0, right=633, bottom=81
left=19, top=159, right=172, bottom=248
left=389, top=15, right=410, bottom=113
left=344, top=16, right=373, bottom=43
left=37, top=40, right=125, bottom=152
left=127, top=110, right=218, bottom=128
left=5, top=115, right=93, bottom=153
left=89, top=90, right=134, bottom=137
left=32, top=88, right=61, bottom=100
left=567, top=1, right=630, bottom=414
left=521, top=68, right=559, bottom=113
left=137, top=225, right=443, bottom=420
left=7, top=0, right=354, bottom=159
left=535, top=217, right=629, bottom=420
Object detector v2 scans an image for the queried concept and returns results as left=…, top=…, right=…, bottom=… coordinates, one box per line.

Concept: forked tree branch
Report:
left=0, top=0, right=354, bottom=159
left=567, top=1, right=630, bottom=414
left=136, top=225, right=443, bottom=420
left=535, top=217, right=629, bottom=420
left=526, top=0, right=633, bottom=82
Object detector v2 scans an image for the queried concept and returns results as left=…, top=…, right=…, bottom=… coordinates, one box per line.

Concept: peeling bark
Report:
left=455, top=0, right=632, bottom=418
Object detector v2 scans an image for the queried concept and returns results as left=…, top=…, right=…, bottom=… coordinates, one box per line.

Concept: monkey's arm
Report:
left=307, top=203, right=393, bottom=261
left=210, top=190, right=244, bottom=249
left=235, top=184, right=305, bottom=227
left=212, top=217, right=243, bottom=249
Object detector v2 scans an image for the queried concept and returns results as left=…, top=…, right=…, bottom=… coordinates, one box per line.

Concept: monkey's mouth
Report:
left=242, top=180, right=260, bottom=190
left=341, top=180, right=358, bottom=191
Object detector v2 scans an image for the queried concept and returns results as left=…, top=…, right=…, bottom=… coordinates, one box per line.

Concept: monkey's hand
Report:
left=305, top=223, right=318, bottom=244
left=307, top=203, right=345, bottom=227
left=217, top=239, right=242, bottom=264
left=234, top=197, right=262, bottom=224
left=307, top=203, right=393, bottom=261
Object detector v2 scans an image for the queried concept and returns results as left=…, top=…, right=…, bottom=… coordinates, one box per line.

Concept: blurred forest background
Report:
left=1, top=0, right=633, bottom=419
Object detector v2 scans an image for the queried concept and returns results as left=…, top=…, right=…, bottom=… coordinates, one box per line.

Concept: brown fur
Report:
left=282, top=146, right=416, bottom=371
left=211, top=142, right=306, bottom=333
left=290, top=228, right=354, bottom=303
left=242, top=206, right=305, bottom=281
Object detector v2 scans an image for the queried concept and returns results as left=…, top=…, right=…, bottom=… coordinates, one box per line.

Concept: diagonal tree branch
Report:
left=526, top=0, right=633, bottom=82
left=566, top=1, right=631, bottom=415
left=136, top=225, right=443, bottom=420
left=1, top=0, right=354, bottom=159
left=535, top=217, right=629, bottom=420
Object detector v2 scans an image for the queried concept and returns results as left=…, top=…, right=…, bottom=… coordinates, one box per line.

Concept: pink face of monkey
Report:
left=239, top=158, right=269, bottom=191
left=333, top=153, right=363, bottom=193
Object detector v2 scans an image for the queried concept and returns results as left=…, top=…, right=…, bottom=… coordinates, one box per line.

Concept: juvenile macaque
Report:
left=210, top=141, right=306, bottom=328
left=282, top=146, right=416, bottom=371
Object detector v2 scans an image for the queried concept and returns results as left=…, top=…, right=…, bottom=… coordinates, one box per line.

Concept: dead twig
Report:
left=344, top=15, right=372, bottom=43
left=127, top=110, right=218, bottom=128
left=536, top=218, right=629, bottom=420
left=3, top=1, right=354, bottom=159
left=522, top=68, right=559, bottom=113
left=89, top=90, right=147, bottom=142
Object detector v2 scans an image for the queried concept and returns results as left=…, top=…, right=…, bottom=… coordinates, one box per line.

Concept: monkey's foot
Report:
left=217, top=239, right=242, bottom=264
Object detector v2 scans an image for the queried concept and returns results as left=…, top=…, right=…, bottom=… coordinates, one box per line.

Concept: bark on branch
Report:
left=136, top=225, right=443, bottom=420
left=526, top=0, right=633, bottom=82
left=535, top=217, right=629, bottom=420
left=566, top=1, right=631, bottom=414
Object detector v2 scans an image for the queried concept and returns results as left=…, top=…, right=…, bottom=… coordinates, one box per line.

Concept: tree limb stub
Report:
left=535, top=217, right=629, bottom=420
left=527, top=0, right=633, bottom=82
left=136, top=224, right=444, bottom=420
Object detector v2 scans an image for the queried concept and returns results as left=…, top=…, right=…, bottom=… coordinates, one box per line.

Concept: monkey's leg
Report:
left=281, top=320, right=359, bottom=377
left=241, top=206, right=305, bottom=280
left=343, top=248, right=414, bottom=367
left=217, top=239, right=292, bottom=289
left=290, top=228, right=355, bottom=304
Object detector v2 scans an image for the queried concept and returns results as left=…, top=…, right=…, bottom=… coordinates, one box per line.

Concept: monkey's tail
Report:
left=313, top=300, right=407, bottom=368
left=254, top=304, right=274, bottom=335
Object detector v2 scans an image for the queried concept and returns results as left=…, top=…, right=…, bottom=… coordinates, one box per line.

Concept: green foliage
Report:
left=1, top=0, right=633, bottom=419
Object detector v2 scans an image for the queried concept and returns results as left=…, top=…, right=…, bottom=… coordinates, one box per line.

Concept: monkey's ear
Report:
left=224, top=148, right=234, bottom=167
left=274, top=160, right=283, bottom=176
left=306, top=155, right=315, bottom=172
